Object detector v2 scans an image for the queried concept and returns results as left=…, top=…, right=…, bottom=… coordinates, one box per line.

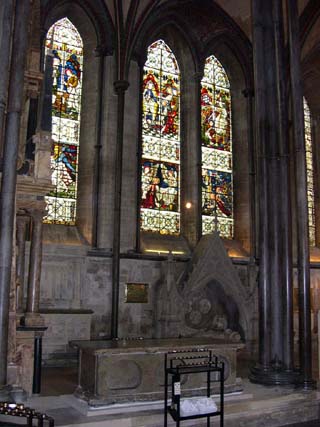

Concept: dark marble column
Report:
left=16, top=216, right=30, bottom=313
left=0, top=0, right=15, bottom=167
left=0, top=0, right=31, bottom=389
left=92, top=46, right=106, bottom=248
left=194, top=71, right=203, bottom=244
left=250, top=0, right=273, bottom=378
left=273, top=0, right=294, bottom=373
left=24, top=210, right=45, bottom=327
left=249, top=0, right=295, bottom=385
left=111, top=80, right=129, bottom=339
left=287, top=0, right=314, bottom=389
left=38, top=48, right=53, bottom=134
left=242, top=88, right=256, bottom=259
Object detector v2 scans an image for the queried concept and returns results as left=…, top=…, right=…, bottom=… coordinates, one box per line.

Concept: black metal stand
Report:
left=164, top=349, right=224, bottom=427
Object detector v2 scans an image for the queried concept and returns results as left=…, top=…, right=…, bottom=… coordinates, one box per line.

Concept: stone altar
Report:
left=73, top=337, right=244, bottom=405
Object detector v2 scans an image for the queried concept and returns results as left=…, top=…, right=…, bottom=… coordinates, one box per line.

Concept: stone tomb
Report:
left=73, top=337, right=244, bottom=406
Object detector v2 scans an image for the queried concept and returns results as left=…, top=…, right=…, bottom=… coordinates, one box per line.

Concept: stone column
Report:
left=32, top=46, right=54, bottom=185
left=24, top=209, right=45, bottom=327
left=182, top=71, right=202, bottom=247
left=242, top=88, right=256, bottom=258
left=16, top=216, right=30, bottom=313
left=249, top=0, right=295, bottom=385
left=250, top=0, right=273, bottom=378
left=287, top=0, right=314, bottom=389
left=0, top=0, right=15, bottom=166
left=0, top=0, right=31, bottom=389
left=111, top=80, right=129, bottom=339
left=273, top=0, right=294, bottom=373
left=92, top=47, right=106, bottom=248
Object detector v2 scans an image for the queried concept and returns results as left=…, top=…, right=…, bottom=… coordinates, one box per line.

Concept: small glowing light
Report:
left=145, top=249, right=169, bottom=254
left=145, top=249, right=185, bottom=255
left=185, top=202, right=192, bottom=209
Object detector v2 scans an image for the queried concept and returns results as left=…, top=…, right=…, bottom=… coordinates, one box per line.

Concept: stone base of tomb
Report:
left=72, top=337, right=244, bottom=406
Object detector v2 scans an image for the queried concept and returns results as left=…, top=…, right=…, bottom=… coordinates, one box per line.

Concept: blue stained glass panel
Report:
left=43, top=17, right=83, bottom=225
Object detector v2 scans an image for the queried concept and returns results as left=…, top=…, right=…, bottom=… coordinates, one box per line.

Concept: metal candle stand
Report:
left=0, top=402, right=54, bottom=426
left=164, top=348, right=224, bottom=427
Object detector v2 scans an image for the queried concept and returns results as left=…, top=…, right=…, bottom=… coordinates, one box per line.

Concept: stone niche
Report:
left=155, top=232, right=255, bottom=345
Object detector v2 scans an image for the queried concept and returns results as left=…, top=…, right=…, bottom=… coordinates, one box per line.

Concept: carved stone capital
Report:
left=113, top=80, right=130, bottom=94
left=32, top=131, right=52, bottom=150
left=33, top=131, right=53, bottom=183
left=16, top=215, right=30, bottom=230
left=24, top=70, right=43, bottom=99
left=28, top=208, right=45, bottom=223
left=16, top=195, right=46, bottom=214
left=22, top=313, right=45, bottom=327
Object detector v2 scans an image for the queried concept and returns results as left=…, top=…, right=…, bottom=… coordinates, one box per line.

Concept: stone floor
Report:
left=286, top=422, right=320, bottom=426
left=18, top=348, right=320, bottom=427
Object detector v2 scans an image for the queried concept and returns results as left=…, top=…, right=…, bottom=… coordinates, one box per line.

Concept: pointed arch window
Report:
left=43, top=17, right=83, bottom=225
left=201, top=55, right=233, bottom=238
left=304, top=98, right=315, bottom=246
left=140, top=40, right=180, bottom=235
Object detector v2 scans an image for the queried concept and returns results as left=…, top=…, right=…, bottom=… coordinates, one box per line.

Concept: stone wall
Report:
left=36, top=233, right=320, bottom=366
left=37, top=233, right=260, bottom=364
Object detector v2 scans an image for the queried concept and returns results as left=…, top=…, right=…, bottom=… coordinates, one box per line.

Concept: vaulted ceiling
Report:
left=101, top=0, right=312, bottom=41
left=41, top=0, right=320, bottom=82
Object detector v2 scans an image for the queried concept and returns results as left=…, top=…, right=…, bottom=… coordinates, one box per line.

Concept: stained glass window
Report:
left=304, top=98, right=315, bottom=246
left=43, top=18, right=83, bottom=225
left=140, top=40, right=180, bottom=235
left=201, top=55, right=233, bottom=238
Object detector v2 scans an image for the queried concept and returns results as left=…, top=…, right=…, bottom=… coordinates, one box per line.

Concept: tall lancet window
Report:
left=140, top=40, right=180, bottom=235
left=201, top=55, right=233, bottom=238
left=304, top=98, right=315, bottom=246
left=43, top=18, right=83, bottom=225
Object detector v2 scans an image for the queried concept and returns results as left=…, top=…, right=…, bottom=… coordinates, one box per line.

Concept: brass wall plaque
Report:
left=125, top=283, right=149, bottom=303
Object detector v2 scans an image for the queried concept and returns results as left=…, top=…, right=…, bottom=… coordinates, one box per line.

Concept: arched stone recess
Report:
left=41, top=0, right=113, bottom=53
left=132, top=19, right=199, bottom=253
left=302, top=44, right=320, bottom=252
left=202, top=33, right=253, bottom=253
left=154, top=233, right=254, bottom=345
left=41, top=0, right=114, bottom=245
left=182, top=234, right=250, bottom=338
left=131, top=0, right=253, bottom=255
left=300, top=0, right=320, bottom=50
left=298, top=8, right=320, bottom=334
left=36, top=2, right=116, bottom=356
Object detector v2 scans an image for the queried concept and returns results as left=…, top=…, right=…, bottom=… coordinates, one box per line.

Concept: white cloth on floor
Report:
left=179, top=397, right=217, bottom=416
